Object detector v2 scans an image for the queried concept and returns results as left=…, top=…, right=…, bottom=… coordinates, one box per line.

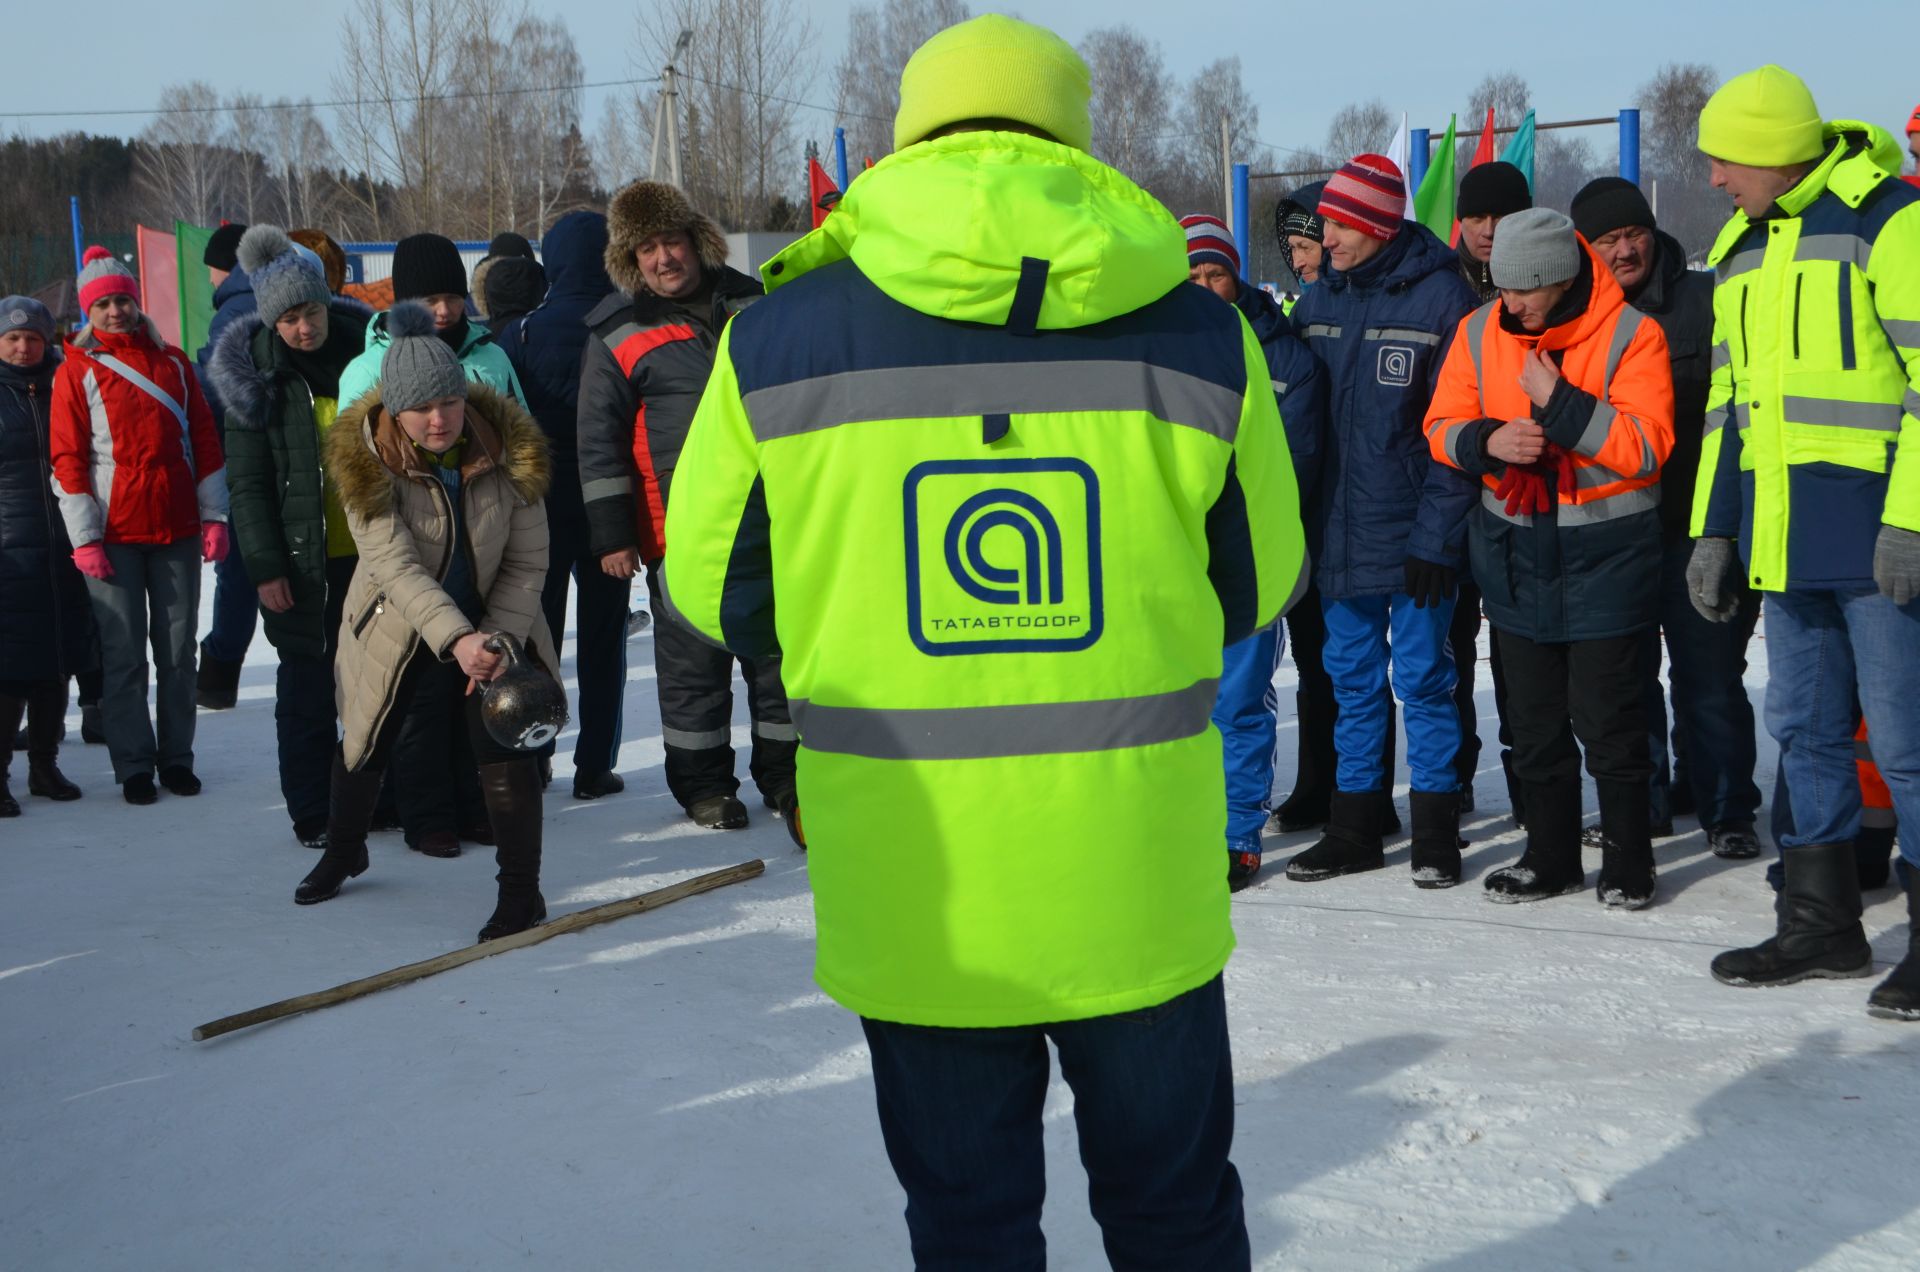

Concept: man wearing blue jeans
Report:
left=1688, top=66, right=1920, bottom=1019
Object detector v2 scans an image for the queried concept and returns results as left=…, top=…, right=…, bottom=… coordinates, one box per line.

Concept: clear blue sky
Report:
left=4, top=0, right=1914, bottom=172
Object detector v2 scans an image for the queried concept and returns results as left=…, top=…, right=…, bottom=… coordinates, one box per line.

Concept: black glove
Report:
left=1404, top=555, right=1458, bottom=610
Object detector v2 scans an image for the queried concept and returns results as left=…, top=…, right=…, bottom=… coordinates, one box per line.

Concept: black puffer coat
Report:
left=1623, top=229, right=1714, bottom=543
left=0, top=354, right=97, bottom=681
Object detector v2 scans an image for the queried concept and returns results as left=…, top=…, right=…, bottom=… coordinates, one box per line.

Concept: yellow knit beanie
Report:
left=1696, top=65, right=1824, bottom=166
left=893, top=15, right=1092, bottom=154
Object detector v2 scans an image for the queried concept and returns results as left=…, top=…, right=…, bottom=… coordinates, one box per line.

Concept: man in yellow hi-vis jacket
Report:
left=1685, top=65, right=1920, bottom=1021
left=661, top=16, right=1305, bottom=1263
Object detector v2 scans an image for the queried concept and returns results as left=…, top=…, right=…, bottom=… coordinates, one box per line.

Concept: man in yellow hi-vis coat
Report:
left=661, top=16, right=1305, bottom=1263
left=1685, top=65, right=1920, bottom=1021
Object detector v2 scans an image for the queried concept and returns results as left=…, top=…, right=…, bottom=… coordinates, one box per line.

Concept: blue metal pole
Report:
left=1232, top=163, right=1251, bottom=281
left=1618, top=109, right=1641, bottom=184
left=833, top=127, right=849, bottom=192
left=1409, top=128, right=1431, bottom=199
left=69, top=195, right=85, bottom=274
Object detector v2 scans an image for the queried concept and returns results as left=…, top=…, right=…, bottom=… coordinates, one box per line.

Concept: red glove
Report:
left=201, top=522, right=230, bottom=563
left=1552, top=445, right=1580, bottom=506
left=1494, top=465, right=1551, bottom=517
left=72, top=542, right=113, bottom=580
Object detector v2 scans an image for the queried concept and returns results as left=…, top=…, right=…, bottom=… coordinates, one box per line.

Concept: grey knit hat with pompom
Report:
left=379, top=301, right=468, bottom=413
left=238, top=224, right=332, bottom=325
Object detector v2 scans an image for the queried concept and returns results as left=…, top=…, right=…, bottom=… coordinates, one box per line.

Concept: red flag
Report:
left=1451, top=108, right=1498, bottom=246
left=135, top=225, right=182, bottom=347
left=1469, top=107, right=1497, bottom=168
left=808, top=157, right=839, bottom=229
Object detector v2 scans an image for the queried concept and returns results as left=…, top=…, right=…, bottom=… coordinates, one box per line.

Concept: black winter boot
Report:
left=1273, top=688, right=1335, bottom=832
left=23, top=681, right=78, bottom=800
left=0, top=691, right=22, bottom=817
left=1856, top=826, right=1897, bottom=891
left=195, top=648, right=242, bottom=711
left=1285, top=790, right=1385, bottom=881
left=477, top=760, right=547, bottom=942
left=295, top=754, right=383, bottom=905
left=1371, top=786, right=1403, bottom=838
left=1711, top=842, right=1873, bottom=987
left=1485, top=778, right=1585, bottom=902
left=1596, top=779, right=1656, bottom=910
left=1409, top=790, right=1462, bottom=889
left=1868, top=860, right=1920, bottom=1021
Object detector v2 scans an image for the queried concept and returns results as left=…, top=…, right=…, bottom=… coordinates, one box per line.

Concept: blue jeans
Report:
left=1644, top=539, right=1762, bottom=829
left=201, top=542, right=257, bottom=663
left=860, top=976, right=1248, bottom=1271
left=1214, top=625, right=1283, bottom=844
left=1764, top=587, right=1920, bottom=867
left=1322, top=593, right=1461, bottom=794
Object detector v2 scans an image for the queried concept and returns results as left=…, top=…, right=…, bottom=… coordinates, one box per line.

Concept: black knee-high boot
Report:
left=296, top=753, right=384, bottom=905
left=0, top=691, right=23, bottom=817
left=26, top=680, right=81, bottom=801
left=477, top=760, right=547, bottom=942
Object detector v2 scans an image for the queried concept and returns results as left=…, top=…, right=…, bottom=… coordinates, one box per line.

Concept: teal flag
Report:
left=1499, top=110, right=1536, bottom=190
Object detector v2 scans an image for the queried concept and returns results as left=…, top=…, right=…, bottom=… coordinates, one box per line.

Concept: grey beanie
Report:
left=238, top=225, right=332, bottom=325
left=0, top=295, right=55, bottom=342
left=379, top=302, right=468, bottom=413
left=1490, top=207, right=1582, bottom=290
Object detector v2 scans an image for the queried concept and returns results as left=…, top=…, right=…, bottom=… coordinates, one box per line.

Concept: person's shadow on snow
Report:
left=1414, top=1029, right=1920, bottom=1272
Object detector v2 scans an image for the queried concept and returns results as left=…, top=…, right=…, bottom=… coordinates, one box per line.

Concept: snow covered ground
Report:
left=4, top=578, right=1917, bottom=1271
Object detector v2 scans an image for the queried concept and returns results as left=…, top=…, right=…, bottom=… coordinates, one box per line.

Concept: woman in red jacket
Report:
left=48, top=247, right=230, bottom=805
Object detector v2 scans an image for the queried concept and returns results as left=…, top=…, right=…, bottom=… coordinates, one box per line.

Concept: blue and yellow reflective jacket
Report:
left=661, top=132, right=1306, bottom=1027
left=1691, top=120, right=1920, bottom=590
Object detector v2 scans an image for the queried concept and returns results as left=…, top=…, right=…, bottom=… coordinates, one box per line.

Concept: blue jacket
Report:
left=198, top=267, right=256, bottom=422
left=494, top=210, right=615, bottom=463
left=1292, top=222, right=1479, bottom=598
left=1234, top=280, right=1326, bottom=507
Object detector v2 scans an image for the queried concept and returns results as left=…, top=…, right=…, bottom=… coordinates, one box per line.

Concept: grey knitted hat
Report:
left=380, top=302, right=467, bottom=413
left=1490, top=207, right=1581, bottom=291
left=238, top=225, right=332, bottom=325
left=0, top=295, right=55, bottom=342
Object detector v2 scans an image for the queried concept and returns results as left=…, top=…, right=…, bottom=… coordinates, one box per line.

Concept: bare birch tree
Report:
left=833, top=0, right=969, bottom=164
left=1079, top=26, right=1174, bottom=190
left=136, top=82, right=226, bottom=225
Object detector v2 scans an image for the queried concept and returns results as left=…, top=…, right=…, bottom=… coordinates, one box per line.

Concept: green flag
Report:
left=1413, top=114, right=1458, bottom=243
left=1500, top=110, right=1537, bottom=191
left=175, top=221, right=216, bottom=360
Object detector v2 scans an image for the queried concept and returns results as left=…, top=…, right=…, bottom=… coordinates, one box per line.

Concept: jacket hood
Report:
left=208, top=296, right=375, bottom=432
left=328, top=380, right=550, bottom=519
left=1321, top=220, right=1460, bottom=296
left=539, top=211, right=615, bottom=303
left=212, top=267, right=253, bottom=307
left=1707, top=119, right=1907, bottom=265
left=1233, top=279, right=1291, bottom=345
left=760, top=131, right=1187, bottom=330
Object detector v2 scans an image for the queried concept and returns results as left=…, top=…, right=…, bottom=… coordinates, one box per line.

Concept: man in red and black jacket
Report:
left=577, top=180, right=798, bottom=833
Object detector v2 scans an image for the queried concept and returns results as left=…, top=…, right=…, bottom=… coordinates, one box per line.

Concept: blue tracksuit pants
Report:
left=1214, top=624, right=1284, bottom=845
left=1322, top=594, right=1461, bottom=795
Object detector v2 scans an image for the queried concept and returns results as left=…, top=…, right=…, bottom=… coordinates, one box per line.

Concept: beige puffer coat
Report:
left=326, top=382, right=557, bottom=770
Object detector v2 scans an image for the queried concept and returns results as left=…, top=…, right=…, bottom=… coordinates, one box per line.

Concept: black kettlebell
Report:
left=479, top=632, right=569, bottom=751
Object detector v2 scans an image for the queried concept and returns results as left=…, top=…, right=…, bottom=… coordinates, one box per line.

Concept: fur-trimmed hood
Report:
left=328, top=379, right=550, bottom=519
left=206, top=295, right=375, bottom=432
left=604, top=179, right=729, bottom=296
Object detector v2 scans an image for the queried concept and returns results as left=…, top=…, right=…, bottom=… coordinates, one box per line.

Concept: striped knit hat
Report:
left=1179, top=214, right=1240, bottom=276
left=77, top=245, right=138, bottom=312
left=1318, top=154, right=1406, bottom=241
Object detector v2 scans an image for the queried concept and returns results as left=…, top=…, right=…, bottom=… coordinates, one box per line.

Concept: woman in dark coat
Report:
left=0, top=297, right=93, bottom=814
left=209, top=226, right=374, bottom=847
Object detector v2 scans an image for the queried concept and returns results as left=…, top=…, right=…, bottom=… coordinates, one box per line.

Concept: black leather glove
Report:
left=1404, top=555, right=1458, bottom=610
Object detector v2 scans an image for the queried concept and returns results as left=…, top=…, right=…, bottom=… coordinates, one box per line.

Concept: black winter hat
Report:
left=391, top=233, right=470, bottom=301
left=482, top=257, right=548, bottom=324
left=204, top=222, right=248, bottom=271
left=1275, top=180, right=1327, bottom=244
left=487, top=231, right=537, bottom=261
left=1571, top=177, right=1656, bottom=243
left=1457, top=161, right=1531, bottom=220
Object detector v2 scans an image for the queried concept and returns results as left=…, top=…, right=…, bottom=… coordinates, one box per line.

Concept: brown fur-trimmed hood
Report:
left=329, top=380, right=551, bottom=519
left=604, top=179, right=729, bottom=296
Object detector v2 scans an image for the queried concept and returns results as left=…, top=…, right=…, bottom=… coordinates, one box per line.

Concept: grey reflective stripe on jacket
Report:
left=789, top=678, right=1220, bottom=761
